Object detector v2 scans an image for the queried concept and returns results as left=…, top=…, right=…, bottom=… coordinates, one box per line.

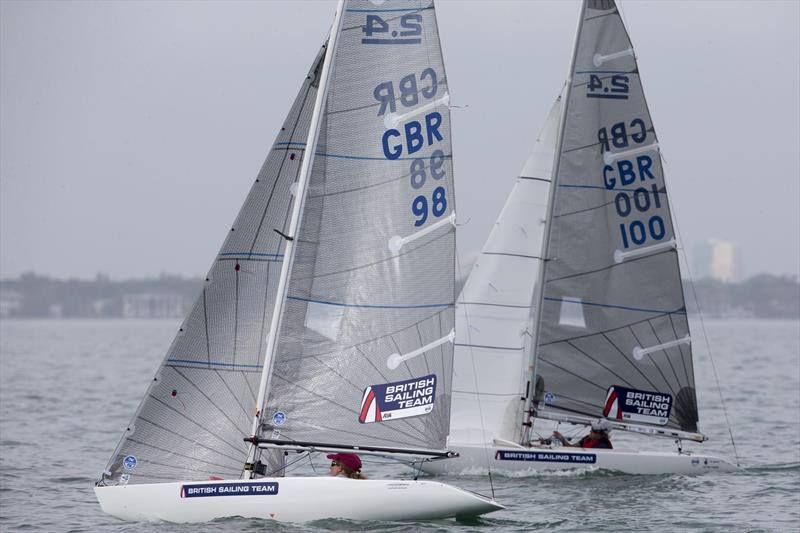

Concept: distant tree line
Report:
left=1, top=272, right=798, bottom=319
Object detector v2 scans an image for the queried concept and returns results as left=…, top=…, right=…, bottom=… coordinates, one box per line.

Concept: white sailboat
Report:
left=423, top=0, right=739, bottom=476
left=95, top=0, right=503, bottom=522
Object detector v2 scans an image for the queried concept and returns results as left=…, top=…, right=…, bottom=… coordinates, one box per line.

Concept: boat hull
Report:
left=95, top=476, right=504, bottom=523
left=419, top=444, right=740, bottom=476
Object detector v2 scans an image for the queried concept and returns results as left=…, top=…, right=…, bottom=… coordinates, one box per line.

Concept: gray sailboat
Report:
left=424, top=0, right=739, bottom=476
left=95, top=0, right=503, bottom=522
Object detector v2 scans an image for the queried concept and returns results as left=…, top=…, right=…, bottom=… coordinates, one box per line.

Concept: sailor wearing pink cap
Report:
left=327, top=453, right=367, bottom=479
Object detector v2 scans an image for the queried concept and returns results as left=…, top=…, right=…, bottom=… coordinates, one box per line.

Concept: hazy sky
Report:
left=1, top=0, right=798, bottom=280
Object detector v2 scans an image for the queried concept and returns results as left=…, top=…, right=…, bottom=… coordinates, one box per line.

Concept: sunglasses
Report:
left=330, top=462, right=340, bottom=468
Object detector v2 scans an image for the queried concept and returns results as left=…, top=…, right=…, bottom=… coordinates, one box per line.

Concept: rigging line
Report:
left=214, top=369, right=254, bottom=421
left=233, top=269, right=240, bottom=366
left=172, top=367, right=253, bottom=440
left=435, top=312, right=449, bottom=416
left=125, top=437, right=242, bottom=474
left=217, top=256, right=282, bottom=264
left=166, top=360, right=261, bottom=371
left=455, top=249, right=495, bottom=501
left=286, top=295, right=451, bottom=309
left=202, top=288, right=211, bottom=367
left=600, top=332, right=661, bottom=392
left=571, top=70, right=639, bottom=90
left=646, top=318, right=683, bottom=390
left=256, top=263, right=272, bottom=378
left=552, top=185, right=667, bottom=219
left=545, top=296, right=684, bottom=316
left=536, top=357, right=607, bottom=392
left=539, top=309, right=675, bottom=347
left=324, top=75, right=449, bottom=116
left=414, top=323, right=433, bottom=377
left=305, top=154, right=452, bottom=200
left=518, top=175, right=551, bottom=182
left=268, top=373, right=431, bottom=443
left=544, top=248, right=672, bottom=284
left=565, top=339, right=635, bottom=389
left=454, top=342, right=523, bottom=351
left=667, top=313, right=692, bottom=387
left=667, top=181, right=741, bottom=467
left=628, top=326, right=675, bottom=395
left=561, top=126, right=656, bottom=155
left=481, top=252, right=541, bottom=260
left=459, top=300, right=531, bottom=309
left=289, top=230, right=450, bottom=282
left=132, top=415, right=245, bottom=465
left=538, top=391, right=607, bottom=413
left=247, top=69, right=316, bottom=257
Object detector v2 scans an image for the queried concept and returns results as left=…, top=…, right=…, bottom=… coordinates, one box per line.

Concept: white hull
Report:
left=419, top=444, right=740, bottom=476
left=95, top=476, right=504, bottom=523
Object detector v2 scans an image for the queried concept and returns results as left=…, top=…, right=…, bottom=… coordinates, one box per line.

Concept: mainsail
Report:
left=532, top=0, right=699, bottom=435
left=449, top=96, right=561, bottom=446
left=260, top=0, right=455, bottom=454
left=100, top=48, right=328, bottom=485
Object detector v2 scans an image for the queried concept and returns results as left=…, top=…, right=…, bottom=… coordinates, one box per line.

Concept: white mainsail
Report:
left=96, top=0, right=503, bottom=521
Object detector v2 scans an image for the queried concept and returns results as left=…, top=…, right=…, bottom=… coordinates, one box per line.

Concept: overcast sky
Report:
left=1, top=0, right=798, bottom=281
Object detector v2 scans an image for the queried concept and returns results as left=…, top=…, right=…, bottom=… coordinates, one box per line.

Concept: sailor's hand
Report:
left=552, top=431, right=566, bottom=444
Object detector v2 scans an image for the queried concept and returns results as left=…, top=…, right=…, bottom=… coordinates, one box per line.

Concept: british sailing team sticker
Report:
left=604, top=385, right=673, bottom=425
left=122, top=455, right=138, bottom=471
left=359, top=374, right=436, bottom=423
left=180, top=482, right=279, bottom=498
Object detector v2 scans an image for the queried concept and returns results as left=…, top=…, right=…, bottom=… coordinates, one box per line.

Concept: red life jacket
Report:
left=579, top=436, right=613, bottom=449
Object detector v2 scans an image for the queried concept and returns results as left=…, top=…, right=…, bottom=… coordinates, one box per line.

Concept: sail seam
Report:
left=458, top=301, right=531, bottom=309
left=454, top=343, right=523, bottom=351
left=286, top=295, right=451, bottom=309
left=544, top=296, right=684, bottom=316
left=482, top=252, right=542, bottom=260
left=167, top=359, right=262, bottom=370
left=544, top=248, right=672, bottom=283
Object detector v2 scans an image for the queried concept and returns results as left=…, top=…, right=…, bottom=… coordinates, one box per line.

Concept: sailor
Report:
left=327, top=453, right=367, bottom=479
left=552, top=419, right=614, bottom=449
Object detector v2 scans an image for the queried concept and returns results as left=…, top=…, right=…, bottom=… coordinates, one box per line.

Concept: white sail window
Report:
left=304, top=301, right=344, bottom=341
left=389, top=211, right=456, bottom=253
left=384, top=93, right=450, bottom=129
left=387, top=329, right=455, bottom=370
left=604, top=141, right=659, bottom=165
left=593, top=47, right=634, bottom=67
left=633, top=335, right=691, bottom=361
left=614, top=238, right=677, bottom=263
left=558, top=297, right=587, bottom=328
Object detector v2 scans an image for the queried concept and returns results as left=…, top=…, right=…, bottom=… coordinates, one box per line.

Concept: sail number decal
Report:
left=374, top=69, right=448, bottom=228
left=362, top=14, right=422, bottom=45
left=600, top=118, right=666, bottom=249
left=587, top=74, right=629, bottom=100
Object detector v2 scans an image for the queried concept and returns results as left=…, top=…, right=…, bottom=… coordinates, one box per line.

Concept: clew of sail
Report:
left=449, top=95, right=562, bottom=447
left=99, top=48, right=329, bottom=486
left=259, top=0, right=456, bottom=454
left=532, top=0, right=700, bottom=436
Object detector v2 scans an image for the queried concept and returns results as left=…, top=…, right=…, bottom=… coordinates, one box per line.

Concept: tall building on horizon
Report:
left=692, top=239, right=745, bottom=283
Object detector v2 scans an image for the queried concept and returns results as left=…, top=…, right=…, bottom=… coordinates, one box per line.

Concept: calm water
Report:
left=1, top=319, right=798, bottom=532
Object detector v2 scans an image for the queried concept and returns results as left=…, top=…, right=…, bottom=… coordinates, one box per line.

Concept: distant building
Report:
left=0, top=289, right=23, bottom=318
left=123, top=292, right=188, bottom=319
left=693, top=239, right=744, bottom=283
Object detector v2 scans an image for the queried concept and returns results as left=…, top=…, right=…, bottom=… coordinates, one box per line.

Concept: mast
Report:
left=521, top=0, right=587, bottom=443
left=244, top=0, right=346, bottom=475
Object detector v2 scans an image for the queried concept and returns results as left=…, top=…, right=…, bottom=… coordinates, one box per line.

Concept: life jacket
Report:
left=579, top=435, right=613, bottom=449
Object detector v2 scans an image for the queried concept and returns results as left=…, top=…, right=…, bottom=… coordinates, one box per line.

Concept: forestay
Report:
left=260, top=0, right=456, bottom=453
left=449, top=96, right=562, bottom=446
left=100, top=48, right=329, bottom=485
left=532, top=0, right=699, bottom=435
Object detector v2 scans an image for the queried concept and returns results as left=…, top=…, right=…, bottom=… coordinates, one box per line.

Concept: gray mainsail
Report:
left=532, top=0, right=699, bottom=436
left=100, top=47, right=328, bottom=485
left=260, top=0, right=456, bottom=453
